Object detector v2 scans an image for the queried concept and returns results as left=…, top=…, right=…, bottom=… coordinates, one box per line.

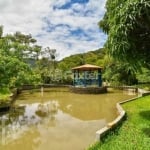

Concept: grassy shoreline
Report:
left=88, top=95, right=150, bottom=150
left=0, top=88, right=11, bottom=101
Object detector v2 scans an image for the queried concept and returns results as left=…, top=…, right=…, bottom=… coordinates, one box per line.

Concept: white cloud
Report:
left=0, top=0, right=107, bottom=60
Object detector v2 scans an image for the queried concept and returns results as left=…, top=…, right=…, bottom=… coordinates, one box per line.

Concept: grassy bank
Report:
left=0, top=88, right=11, bottom=101
left=88, top=95, right=150, bottom=150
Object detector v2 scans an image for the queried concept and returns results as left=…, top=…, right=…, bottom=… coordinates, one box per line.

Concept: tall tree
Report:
left=99, top=0, right=150, bottom=70
left=36, top=47, right=58, bottom=84
left=0, top=25, right=3, bottom=38
left=0, top=26, right=41, bottom=89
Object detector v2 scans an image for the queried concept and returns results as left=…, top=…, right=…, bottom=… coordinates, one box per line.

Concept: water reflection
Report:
left=0, top=88, right=137, bottom=150
left=36, top=101, right=58, bottom=118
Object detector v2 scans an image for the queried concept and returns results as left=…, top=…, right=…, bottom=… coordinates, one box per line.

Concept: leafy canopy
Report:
left=99, top=0, right=150, bottom=70
left=0, top=26, right=41, bottom=88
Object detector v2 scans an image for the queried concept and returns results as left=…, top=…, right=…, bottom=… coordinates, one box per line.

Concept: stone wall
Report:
left=21, top=84, right=70, bottom=90
left=96, top=89, right=150, bottom=141
left=69, top=86, right=107, bottom=94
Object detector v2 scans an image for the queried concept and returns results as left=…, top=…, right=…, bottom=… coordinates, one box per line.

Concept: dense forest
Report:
left=58, top=48, right=105, bottom=71
left=98, top=0, right=150, bottom=87
left=0, top=21, right=150, bottom=95
left=58, top=48, right=150, bottom=86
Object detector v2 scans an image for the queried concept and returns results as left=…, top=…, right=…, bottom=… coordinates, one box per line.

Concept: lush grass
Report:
left=0, top=87, right=11, bottom=101
left=88, top=95, right=150, bottom=150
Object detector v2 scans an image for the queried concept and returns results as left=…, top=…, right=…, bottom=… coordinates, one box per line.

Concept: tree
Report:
left=0, top=26, right=41, bottom=89
left=36, top=47, right=58, bottom=84
left=103, top=60, right=138, bottom=85
left=5, top=32, right=38, bottom=61
left=136, top=68, right=150, bottom=83
left=0, top=25, right=3, bottom=38
left=32, top=45, right=42, bottom=60
left=0, top=55, right=40, bottom=88
left=99, top=0, right=150, bottom=70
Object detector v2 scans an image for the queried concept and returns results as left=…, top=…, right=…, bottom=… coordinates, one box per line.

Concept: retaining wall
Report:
left=21, top=84, right=70, bottom=90
left=96, top=89, right=150, bottom=140
left=69, top=86, right=107, bottom=94
left=0, top=85, right=69, bottom=112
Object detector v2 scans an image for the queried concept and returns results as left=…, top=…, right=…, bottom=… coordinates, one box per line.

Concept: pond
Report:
left=0, top=87, right=137, bottom=150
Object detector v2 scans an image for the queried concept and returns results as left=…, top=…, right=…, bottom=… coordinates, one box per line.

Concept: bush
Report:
left=0, top=87, right=11, bottom=101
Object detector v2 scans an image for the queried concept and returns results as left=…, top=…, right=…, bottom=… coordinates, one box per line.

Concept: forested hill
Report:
left=58, top=48, right=106, bottom=71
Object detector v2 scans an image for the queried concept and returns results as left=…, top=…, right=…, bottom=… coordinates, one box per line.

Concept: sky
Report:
left=0, top=0, right=107, bottom=60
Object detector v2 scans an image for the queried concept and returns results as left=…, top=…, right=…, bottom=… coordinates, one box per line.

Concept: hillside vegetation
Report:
left=58, top=48, right=106, bottom=72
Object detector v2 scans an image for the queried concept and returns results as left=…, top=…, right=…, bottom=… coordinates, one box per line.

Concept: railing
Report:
left=106, top=85, right=138, bottom=91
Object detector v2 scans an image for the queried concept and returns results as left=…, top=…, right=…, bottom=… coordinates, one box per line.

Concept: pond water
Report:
left=0, top=88, right=137, bottom=150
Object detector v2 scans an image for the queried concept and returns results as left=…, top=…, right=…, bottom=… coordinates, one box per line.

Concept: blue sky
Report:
left=0, top=0, right=107, bottom=60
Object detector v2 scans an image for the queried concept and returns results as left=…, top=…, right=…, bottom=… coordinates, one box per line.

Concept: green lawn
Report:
left=88, top=95, right=150, bottom=150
